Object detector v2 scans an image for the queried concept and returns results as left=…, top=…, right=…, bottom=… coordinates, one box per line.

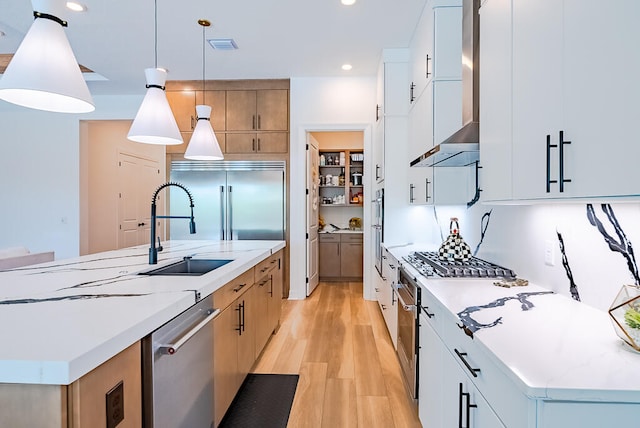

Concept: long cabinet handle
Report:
left=546, top=134, right=557, bottom=193
left=252, top=115, right=256, bottom=130
left=159, top=308, right=220, bottom=355
left=236, top=303, right=242, bottom=335
left=426, top=54, right=432, bottom=78
left=220, top=185, right=225, bottom=240
left=458, top=383, right=477, bottom=428
left=425, top=178, right=431, bottom=202
left=454, top=348, right=481, bottom=378
left=559, top=130, right=572, bottom=193
left=409, top=184, right=415, bottom=203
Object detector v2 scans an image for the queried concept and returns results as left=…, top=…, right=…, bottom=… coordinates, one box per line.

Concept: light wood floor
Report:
left=253, top=281, right=422, bottom=428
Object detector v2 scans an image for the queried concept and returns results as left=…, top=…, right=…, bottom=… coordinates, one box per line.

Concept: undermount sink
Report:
left=139, top=257, right=233, bottom=276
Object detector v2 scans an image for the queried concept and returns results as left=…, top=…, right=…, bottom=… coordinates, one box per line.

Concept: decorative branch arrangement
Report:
left=586, top=204, right=640, bottom=285
left=557, top=230, right=581, bottom=301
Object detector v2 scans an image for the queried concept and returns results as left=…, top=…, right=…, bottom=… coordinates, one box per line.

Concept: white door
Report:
left=306, top=136, right=320, bottom=295
left=118, top=152, right=162, bottom=249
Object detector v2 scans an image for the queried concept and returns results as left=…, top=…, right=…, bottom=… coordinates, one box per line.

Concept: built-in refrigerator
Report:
left=169, top=161, right=285, bottom=241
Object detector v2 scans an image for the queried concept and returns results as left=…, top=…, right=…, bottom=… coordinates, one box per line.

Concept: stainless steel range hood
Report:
left=411, top=0, right=479, bottom=168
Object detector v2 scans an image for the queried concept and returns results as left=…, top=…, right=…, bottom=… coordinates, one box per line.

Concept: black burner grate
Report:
left=413, top=251, right=516, bottom=279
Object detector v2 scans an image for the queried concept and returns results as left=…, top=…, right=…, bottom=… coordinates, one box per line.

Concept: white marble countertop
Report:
left=319, top=229, right=363, bottom=234
left=385, top=244, right=640, bottom=403
left=0, top=240, right=285, bottom=385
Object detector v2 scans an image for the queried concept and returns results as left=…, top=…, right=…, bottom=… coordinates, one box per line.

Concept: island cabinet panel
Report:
left=0, top=384, right=67, bottom=428
left=0, top=342, right=141, bottom=428
left=68, top=341, right=142, bottom=428
left=213, top=298, right=241, bottom=427
left=254, top=250, right=283, bottom=358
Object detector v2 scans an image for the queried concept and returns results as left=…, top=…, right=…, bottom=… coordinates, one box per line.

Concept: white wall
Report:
left=0, top=95, right=142, bottom=259
left=289, top=76, right=376, bottom=299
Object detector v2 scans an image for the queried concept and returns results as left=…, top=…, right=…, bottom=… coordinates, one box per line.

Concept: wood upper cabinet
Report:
left=165, top=90, right=227, bottom=155
left=225, top=132, right=288, bottom=154
left=226, top=89, right=288, bottom=132
left=166, top=90, right=198, bottom=133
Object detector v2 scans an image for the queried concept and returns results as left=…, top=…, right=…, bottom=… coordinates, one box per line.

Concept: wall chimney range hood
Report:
left=411, top=0, right=479, bottom=168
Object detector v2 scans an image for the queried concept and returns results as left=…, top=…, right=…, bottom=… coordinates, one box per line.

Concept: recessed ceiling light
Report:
left=341, top=0, right=356, bottom=5
left=342, top=64, right=353, bottom=71
left=66, top=2, right=87, bottom=12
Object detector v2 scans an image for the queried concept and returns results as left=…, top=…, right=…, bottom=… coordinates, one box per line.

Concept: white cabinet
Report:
left=481, top=0, right=640, bottom=202
left=379, top=249, right=399, bottom=349
left=408, top=2, right=472, bottom=206
left=373, top=51, right=410, bottom=184
left=441, top=350, right=506, bottom=428
left=409, top=1, right=463, bottom=102
left=418, top=296, right=444, bottom=427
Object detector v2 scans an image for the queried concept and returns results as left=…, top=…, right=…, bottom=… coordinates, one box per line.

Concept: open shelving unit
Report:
left=318, top=150, right=364, bottom=207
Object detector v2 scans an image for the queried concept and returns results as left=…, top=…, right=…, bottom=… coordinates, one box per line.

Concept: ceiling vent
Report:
left=207, top=38, right=238, bottom=50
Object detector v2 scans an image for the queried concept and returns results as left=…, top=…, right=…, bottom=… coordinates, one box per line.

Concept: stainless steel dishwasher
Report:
left=142, top=295, right=220, bottom=428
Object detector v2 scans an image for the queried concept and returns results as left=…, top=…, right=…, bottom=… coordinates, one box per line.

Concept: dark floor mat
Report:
left=219, top=373, right=299, bottom=428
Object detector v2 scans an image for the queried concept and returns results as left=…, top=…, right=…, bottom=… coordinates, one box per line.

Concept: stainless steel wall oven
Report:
left=395, top=267, right=420, bottom=400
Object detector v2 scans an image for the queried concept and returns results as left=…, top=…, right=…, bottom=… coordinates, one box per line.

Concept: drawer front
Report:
left=319, top=233, right=340, bottom=243
left=341, top=233, right=363, bottom=243
left=213, top=268, right=255, bottom=311
left=441, top=314, right=531, bottom=428
left=255, top=253, right=279, bottom=279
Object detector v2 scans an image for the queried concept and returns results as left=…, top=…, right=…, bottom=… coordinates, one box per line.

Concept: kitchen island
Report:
left=0, top=240, right=285, bottom=427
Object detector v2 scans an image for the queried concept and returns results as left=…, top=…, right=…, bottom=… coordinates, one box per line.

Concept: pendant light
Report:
left=127, top=0, right=182, bottom=146
left=184, top=19, right=224, bottom=160
left=0, top=0, right=94, bottom=113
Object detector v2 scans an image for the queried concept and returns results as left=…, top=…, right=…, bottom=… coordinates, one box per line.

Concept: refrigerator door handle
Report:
left=228, top=185, right=233, bottom=240
left=220, top=185, right=225, bottom=240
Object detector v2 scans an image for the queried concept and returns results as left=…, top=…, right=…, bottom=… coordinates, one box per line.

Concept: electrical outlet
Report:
left=106, top=381, right=124, bottom=428
left=544, top=240, right=555, bottom=266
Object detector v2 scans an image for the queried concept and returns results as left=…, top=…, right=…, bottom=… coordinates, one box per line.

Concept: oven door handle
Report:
left=393, top=284, right=416, bottom=312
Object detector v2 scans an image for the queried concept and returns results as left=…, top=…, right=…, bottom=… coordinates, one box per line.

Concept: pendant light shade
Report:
left=127, top=68, right=182, bottom=145
left=185, top=18, right=224, bottom=160
left=0, top=0, right=94, bottom=113
left=185, top=105, right=224, bottom=160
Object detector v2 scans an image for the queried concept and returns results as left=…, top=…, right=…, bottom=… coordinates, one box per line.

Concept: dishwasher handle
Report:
left=159, top=308, right=221, bottom=355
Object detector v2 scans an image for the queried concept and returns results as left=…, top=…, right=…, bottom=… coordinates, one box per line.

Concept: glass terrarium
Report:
left=609, top=284, right=640, bottom=351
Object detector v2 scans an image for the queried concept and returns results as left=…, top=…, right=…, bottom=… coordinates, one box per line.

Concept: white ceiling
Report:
left=0, top=0, right=427, bottom=95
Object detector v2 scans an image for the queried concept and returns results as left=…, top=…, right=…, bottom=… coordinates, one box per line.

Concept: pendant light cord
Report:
left=154, top=0, right=158, bottom=68
left=202, top=22, right=206, bottom=103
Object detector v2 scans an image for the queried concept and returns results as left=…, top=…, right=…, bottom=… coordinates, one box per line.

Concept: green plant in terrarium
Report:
left=624, top=305, right=640, bottom=329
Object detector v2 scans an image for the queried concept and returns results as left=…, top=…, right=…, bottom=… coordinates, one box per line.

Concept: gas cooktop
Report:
left=403, top=251, right=516, bottom=279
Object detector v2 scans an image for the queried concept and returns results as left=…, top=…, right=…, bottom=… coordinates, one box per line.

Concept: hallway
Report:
left=253, top=281, right=422, bottom=427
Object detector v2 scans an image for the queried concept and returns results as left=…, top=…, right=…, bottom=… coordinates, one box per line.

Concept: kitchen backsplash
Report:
left=407, top=202, right=640, bottom=312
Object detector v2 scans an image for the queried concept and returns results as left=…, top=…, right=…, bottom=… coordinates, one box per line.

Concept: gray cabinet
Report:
left=319, top=233, right=363, bottom=280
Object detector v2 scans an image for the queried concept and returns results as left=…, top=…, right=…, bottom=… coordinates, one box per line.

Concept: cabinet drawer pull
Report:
left=233, top=283, right=246, bottom=293
left=375, top=288, right=380, bottom=293
left=381, top=304, right=387, bottom=310
left=454, top=348, right=480, bottom=378
left=421, top=305, right=435, bottom=318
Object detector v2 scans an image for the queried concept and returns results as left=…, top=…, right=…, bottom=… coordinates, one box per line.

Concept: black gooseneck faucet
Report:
left=149, top=182, right=196, bottom=264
